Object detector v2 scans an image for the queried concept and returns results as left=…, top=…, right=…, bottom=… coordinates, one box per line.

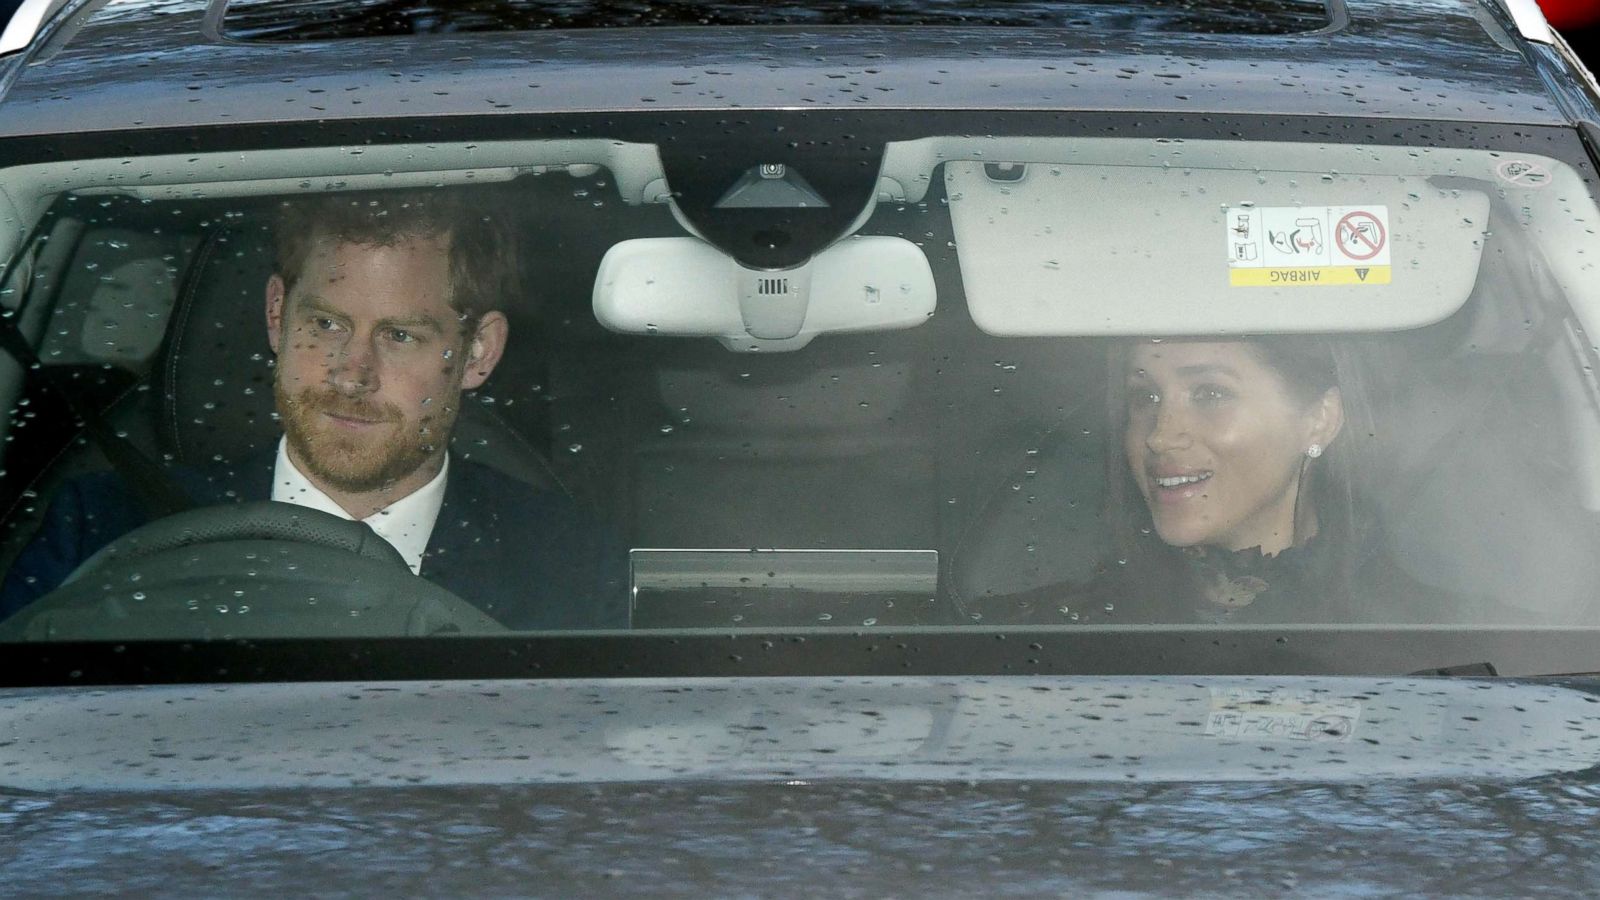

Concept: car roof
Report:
left=0, top=0, right=1576, bottom=139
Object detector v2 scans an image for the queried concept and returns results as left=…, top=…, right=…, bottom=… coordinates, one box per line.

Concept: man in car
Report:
left=0, top=191, right=625, bottom=630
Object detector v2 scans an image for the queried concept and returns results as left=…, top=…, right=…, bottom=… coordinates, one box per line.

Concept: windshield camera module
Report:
left=657, top=117, right=885, bottom=269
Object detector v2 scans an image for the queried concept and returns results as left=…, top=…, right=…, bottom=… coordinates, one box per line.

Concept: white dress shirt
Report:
left=270, top=437, right=448, bottom=575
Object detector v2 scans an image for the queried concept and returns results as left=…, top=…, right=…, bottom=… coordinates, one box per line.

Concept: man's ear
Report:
left=460, top=310, right=509, bottom=391
left=265, top=274, right=287, bottom=355
left=1309, top=385, right=1346, bottom=450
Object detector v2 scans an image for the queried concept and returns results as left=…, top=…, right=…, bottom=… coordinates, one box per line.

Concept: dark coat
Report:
left=0, top=454, right=627, bottom=630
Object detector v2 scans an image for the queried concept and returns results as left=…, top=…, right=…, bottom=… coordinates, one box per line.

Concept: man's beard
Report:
left=275, top=382, right=448, bottom=494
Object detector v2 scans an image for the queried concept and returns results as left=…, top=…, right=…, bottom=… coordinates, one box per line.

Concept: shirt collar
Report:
left=270, top=436, right=449, bottom=576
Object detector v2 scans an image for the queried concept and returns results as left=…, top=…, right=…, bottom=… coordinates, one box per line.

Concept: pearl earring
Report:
left=1306, top=444, right=1323, bottom=459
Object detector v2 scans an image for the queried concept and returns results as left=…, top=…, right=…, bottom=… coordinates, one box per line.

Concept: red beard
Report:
left=275, top=384, right=440, bottom=494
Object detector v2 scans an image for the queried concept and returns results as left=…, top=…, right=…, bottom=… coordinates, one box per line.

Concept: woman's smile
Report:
left=1149, top=468, right=1214, bottom=503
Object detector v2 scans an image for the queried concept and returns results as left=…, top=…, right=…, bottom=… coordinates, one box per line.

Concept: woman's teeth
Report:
left=1155, top=473, right=1211, bottom=488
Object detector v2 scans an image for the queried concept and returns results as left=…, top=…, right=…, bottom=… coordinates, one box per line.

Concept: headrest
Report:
left=158, top=223, right=279, bottom=464
left=947, top=426, right=1110, bottom=605
left=651, top=334, right=914, bottom=436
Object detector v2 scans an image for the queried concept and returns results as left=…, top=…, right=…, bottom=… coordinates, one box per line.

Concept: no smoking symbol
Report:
left=1336, top=211, right=1385, bottom=261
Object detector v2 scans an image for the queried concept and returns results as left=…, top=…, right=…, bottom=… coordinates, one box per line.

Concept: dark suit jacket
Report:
left=0, top=454, right=627, bottom=630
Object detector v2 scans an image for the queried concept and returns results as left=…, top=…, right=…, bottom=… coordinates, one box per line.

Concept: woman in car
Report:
left=977, top=337, right=1463, bottom=624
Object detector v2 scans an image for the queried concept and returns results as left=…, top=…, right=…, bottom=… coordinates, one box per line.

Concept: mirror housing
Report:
left=593, top=235, right=935, bottom=352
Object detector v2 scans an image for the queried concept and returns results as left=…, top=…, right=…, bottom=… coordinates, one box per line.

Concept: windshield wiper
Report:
left=1409, top=661, right=1499, bottom=677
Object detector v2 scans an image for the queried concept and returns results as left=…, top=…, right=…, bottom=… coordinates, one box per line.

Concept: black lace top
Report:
left=970, top=525, right=1464, bottom=626
left=1178, top=541, right=1330, bottom=622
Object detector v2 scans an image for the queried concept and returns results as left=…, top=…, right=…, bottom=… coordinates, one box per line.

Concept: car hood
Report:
left=6, top=777, right=1600, bottom=894
left=1, top=674, right=1598, bottom=789
left=4, top=675, right=1600, bottom=893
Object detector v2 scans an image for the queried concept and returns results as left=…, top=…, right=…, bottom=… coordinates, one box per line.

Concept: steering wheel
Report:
left=0, top=501, right=507, bottom=641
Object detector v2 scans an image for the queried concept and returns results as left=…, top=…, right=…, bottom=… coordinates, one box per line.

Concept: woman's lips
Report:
left=1149, top=470, right=1212, bottom=503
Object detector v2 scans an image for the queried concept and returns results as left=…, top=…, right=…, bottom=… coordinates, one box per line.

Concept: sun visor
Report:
left=947, top=162, right=1490, bottom=335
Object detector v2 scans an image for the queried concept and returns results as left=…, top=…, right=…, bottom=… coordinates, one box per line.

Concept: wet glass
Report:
left=0, top=127, right=1596, bottom=661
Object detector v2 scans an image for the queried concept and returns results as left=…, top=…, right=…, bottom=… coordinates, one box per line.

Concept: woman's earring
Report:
left=1306, top=444, right=1323, bottom=459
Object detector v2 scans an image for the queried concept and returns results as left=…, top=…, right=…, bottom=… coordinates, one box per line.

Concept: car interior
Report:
left=0, top=135, right=1598, bottom=634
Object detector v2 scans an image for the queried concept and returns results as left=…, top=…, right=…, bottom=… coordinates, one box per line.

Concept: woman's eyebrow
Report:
left=1174, top=364, right=1240, bottom=378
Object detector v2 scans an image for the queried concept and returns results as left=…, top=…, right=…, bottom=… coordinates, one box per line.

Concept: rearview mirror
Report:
left=592, top=235, right=936, bottom=352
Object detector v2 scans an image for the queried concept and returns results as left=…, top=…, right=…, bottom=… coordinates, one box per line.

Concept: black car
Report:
left=3, top=0, right=1600, bottom=893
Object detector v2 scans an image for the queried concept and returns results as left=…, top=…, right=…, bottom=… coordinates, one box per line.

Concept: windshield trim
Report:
left=0, top=112, right=1585, bottom=169
left=213, top=0, right=1338, bottom=42
left=5, top=625, right=1600, bottom=686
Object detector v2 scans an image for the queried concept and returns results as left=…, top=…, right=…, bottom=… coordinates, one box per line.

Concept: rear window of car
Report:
left=0, top=114, right=1596, bottom=660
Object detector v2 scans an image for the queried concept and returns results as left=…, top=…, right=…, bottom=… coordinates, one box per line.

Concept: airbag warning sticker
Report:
left=1227, top=205, right=1390, bottom=286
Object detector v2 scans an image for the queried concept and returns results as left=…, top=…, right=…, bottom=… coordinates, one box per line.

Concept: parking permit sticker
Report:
left=1227, top=205, right=1391, bottom=286
left=1204, top=687, right=1362, bottom=743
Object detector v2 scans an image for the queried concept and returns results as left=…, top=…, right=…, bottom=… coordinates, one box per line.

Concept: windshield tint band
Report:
left=0, top=112, right=1587, bottom=171
left=216, top=0, right=1335, bottom=41
left=3, top=629, right=1600, bottom=685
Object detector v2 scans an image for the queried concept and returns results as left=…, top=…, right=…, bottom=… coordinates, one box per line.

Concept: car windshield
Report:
left=2, top=112, right=1598, bottom=676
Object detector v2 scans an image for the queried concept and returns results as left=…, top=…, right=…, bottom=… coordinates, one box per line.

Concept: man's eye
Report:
left=1129, top=388, right=1160, bottom=409
left=1191, top=385, right=1232, bottom=406
left=312, top=317, right=340, bottom=333
left=386, top=328, right=416, bottom=344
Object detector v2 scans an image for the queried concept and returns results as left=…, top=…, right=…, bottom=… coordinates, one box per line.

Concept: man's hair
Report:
left=272, top=189, right=518, bottom=327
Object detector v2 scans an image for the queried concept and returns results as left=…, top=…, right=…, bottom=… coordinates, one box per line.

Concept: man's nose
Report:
left=326, top=335, right=379, bottom=393
left=1143, top=400, right=1192, bottom=454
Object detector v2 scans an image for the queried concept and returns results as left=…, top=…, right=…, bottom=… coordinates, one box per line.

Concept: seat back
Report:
left=626, top=334, right=936, bottom=550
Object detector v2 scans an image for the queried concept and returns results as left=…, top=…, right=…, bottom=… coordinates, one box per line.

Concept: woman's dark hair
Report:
left=1104, top=335, right=1374, bottom=573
